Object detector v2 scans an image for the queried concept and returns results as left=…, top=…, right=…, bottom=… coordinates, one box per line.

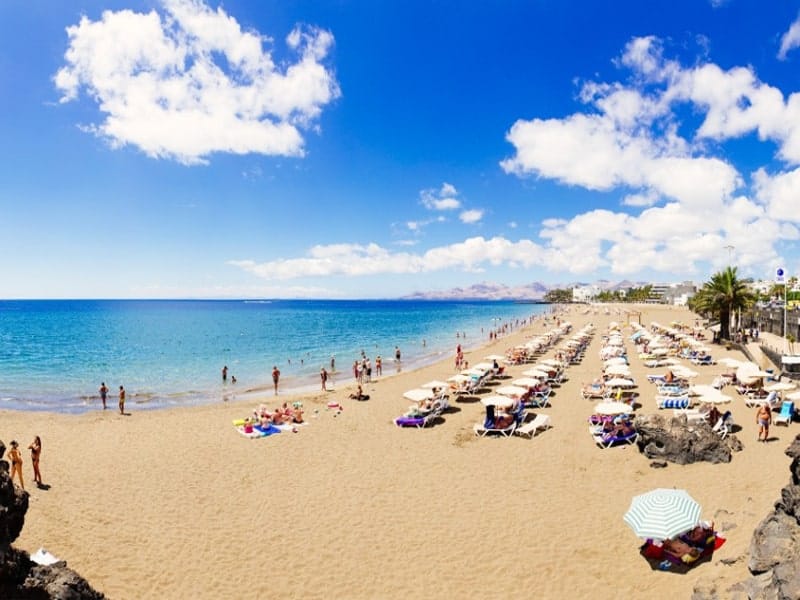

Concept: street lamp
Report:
left=724, top=245, right=734, bottom=265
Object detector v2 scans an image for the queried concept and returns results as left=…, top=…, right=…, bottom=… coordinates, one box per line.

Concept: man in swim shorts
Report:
left=119, top=385, right=126, bottom=415
left=272, top=366, right=280, bottom=395
left=99, top=382, right=108, bottom=409
left=756, top=403, right=771, bottom=442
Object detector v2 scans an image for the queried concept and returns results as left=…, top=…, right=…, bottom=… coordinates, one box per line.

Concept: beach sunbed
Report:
left=774, top=401, right=794, bottom=426
left=591, top=427, right=638, bottom=449
left=473, top=421, right=516, bottom=437
left=712, top=411, right=734, bottom=438
left=513, top=414, right=551, bottom=438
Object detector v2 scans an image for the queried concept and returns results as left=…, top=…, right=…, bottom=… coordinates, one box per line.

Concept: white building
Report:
left=572, top=285, right=600, bottom=302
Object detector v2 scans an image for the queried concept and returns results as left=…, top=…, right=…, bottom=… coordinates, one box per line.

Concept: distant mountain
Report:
left=404, top=281, right=549, bottom=300
left=404, top=279, right=650, bottom=300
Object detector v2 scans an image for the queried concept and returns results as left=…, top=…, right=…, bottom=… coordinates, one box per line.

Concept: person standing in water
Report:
left=222, top=365, right=228, bottom=382
left=28, top=436, right=42, bottom=486
left=99, top=382, right=108, bottom=410
left=272, top=366, right=280, bottom=395
left=8, top=440, right=23, bottom=490
left=119, top=385, right=126, bottom=415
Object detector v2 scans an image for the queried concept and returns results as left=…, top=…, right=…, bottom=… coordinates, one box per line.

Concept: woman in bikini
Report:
left=8, top=440, right=24, bottom=490
left=28, top=436, right=42, bottom=486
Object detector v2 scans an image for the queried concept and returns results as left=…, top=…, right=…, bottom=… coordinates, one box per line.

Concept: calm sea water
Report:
left=0, top=299, right=551, bottom=413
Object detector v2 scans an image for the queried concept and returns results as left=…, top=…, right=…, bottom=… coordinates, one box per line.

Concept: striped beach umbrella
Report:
left=623, top=488, right=701, bottom=541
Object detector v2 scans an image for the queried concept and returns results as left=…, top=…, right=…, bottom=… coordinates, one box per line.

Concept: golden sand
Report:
left=3, top=304, right=789, bottom=599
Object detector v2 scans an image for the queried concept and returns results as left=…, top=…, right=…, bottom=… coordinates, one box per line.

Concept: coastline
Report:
left=0, top=298, right=548, bottom=413
left=3, top=303, right=791, bottom=598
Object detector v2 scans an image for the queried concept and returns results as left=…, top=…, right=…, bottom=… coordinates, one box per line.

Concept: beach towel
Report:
left=30, top=548, right=63, bottom=566
left=254, top=423, right=282, bottom=436
left=236, top=425, right=266, bottom=438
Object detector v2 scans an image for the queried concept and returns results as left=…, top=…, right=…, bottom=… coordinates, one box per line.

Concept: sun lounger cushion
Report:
left=395, top=416, right=426, bottom=427
left=659, top=397, right=689, bottom=409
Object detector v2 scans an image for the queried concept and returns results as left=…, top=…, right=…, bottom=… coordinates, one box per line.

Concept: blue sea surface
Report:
left=0, top=299, right=551, bottom=413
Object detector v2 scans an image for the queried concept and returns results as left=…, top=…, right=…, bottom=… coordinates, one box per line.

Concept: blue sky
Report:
left=2, top=0, right=800, bottom=298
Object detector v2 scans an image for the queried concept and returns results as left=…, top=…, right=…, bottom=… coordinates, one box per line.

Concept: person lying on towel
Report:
left=662, top=538, right=701, bottom=563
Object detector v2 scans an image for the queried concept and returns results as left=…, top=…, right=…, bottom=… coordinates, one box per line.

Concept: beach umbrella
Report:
left=787, top=390, right=800, bottom=402
left=403, top=388, right=433, bottom=402
left=662, top=357, right=682, bottom=365
left=484, top=354, right=506, bottom=361
left=480, top=395, right=516, bottom=408
left=737, top=363, right=771, bottom=379
left=604, top=357, right=628, bottom=366
left=496, top=385, right=528, bottom=398
left=651, top=348, right=669, bottom=356
left=523, top=368, right=550, bottom=378
left=623, top=488, right=702, bottom=541
left=605, top=377, right=636, bottom=388
left=512, top=377, right=540, bottom=387
left=604, top=365, right=632, bottom=376
left=540, top=358, right=564, bottom=366
left=689, top=385, right=731, bottom=402
left=420, top=380, right=450, bottom=390
left=463, top=367, right=489, bottom=377
left=594, top=401, right=631, bottom=415
left=447, top=374, right=471, bottom=383
left=765, top=382, right=796, bottom=392
left=718, top=357, right=746, bottom=368
left=472, top=362, right=495, bottom=371
left=671, top=367, right=698, bottom=378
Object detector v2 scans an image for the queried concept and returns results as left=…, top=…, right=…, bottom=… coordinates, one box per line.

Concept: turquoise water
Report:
left=0, top=299, right=551, bottom=413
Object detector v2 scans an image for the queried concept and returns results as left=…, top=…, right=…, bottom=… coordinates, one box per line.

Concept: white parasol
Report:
left=593, top=401, right=632, bottom=415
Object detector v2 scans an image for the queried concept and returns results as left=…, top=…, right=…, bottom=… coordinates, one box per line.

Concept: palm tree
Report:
left=690, top=266, right=756, bottom=341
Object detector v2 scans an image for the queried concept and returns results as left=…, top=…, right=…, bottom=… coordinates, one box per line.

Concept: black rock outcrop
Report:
left=633, top=413, right=743, bottom=464
left=727, top=434, right=800, bottom=599
left=0, top=438, right=105, bottom=599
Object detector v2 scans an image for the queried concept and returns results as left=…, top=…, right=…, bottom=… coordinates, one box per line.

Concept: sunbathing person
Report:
left=349, top=384, right=369, bottom=401
left=611, top=419, right=635, bottom=437
left=684, top=523, right=714, bottom=547
left=493, top=411, right=515, bottom=429
left=662, top=538, right=701, bottom=562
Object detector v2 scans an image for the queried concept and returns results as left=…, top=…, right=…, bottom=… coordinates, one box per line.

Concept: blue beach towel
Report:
left=254, top=424, right=282, bottom=436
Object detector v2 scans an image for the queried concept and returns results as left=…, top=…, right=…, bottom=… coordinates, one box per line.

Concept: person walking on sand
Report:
left=28, top=436, right=42, bottom=486
left=119, top=385, right=126, bottom=415
left=272, top=366, right=280, bottom=395
left=757, top=402, right=772, bottom=442
left=99, top=382, right=108, bottom=410
left=320, top=367, right=328, bottom=391
left=8, top=440, right=23, bottom=490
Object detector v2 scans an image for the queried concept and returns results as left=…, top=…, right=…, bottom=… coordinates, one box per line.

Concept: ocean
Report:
left=0, top=299, right=552, bottom=413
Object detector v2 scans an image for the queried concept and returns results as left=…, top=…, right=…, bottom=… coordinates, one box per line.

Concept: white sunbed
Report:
left=514, top=414, right=551, bottom=438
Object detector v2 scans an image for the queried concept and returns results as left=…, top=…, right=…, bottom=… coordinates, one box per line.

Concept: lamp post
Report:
left=777, top=267, right=787, bottom=355
left=724, top=245, right=734, bottom=265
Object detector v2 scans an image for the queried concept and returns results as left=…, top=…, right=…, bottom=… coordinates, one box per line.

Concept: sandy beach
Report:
left=2, top=303, right=791, bottom=599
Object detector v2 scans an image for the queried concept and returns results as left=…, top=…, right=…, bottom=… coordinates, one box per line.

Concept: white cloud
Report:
left=459, top=209, right=484, bottom=224
left=779, top=15, right=800, bottom=60
left=420, top=182, right=462, bottom=210
left=229, top=237, right=547, bottom=280
left=54, top=0, right=339, bottom=165
left=497, top=34, right=800, bottom=279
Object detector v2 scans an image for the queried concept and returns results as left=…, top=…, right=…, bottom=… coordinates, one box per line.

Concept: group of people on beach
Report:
left=6, top=436, right=42, bottom=491
left=99, top=382, right=127, bottom=414
left=251, top=402, right=304, bottom=427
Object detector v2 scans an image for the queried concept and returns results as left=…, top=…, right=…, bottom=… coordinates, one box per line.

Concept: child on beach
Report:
left=8, top=440, right=24, bottom=490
